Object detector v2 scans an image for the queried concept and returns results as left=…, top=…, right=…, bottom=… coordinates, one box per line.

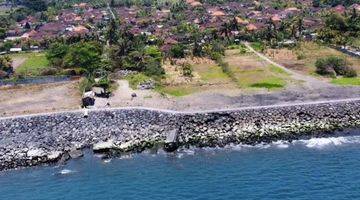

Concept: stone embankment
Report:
left=1, top=99, right=360, bottom=171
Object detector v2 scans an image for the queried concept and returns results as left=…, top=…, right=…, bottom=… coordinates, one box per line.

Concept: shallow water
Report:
left=2, top=133, right=360, bottom=200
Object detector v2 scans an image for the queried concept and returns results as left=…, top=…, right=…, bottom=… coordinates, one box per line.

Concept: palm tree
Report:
left=220, top=22, right=232, bottom=40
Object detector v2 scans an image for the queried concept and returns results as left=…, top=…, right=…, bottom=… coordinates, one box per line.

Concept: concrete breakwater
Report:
left=1, top=99, right=360, bottom=171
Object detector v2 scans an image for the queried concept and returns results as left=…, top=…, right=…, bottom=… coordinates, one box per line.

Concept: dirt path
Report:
left=11, top=57, right=26, bottom=70
left=103, top=80, right=173, bottom=108
left=243, top=42, right=333, bottom=89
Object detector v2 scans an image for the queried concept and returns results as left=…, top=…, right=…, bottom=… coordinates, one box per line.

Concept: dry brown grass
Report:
left=0, top=81, right=81, bottom=117
left=158, top=57, right=236, bottom=96
left=266, top=42, right=360, bottom=74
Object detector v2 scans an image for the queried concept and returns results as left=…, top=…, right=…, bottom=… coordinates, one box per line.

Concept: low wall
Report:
left=0, top=75, right=74, bottom=86
left=1, top=99, right=360, bottom=170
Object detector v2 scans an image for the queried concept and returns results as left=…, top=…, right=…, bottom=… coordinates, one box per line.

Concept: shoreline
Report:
left=1, top=98, right=360, bottom=171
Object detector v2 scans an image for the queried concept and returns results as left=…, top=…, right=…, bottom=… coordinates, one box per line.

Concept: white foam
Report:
left=177, top=153, right=184, bottom=159
left=58, top=169, right=75, bottom=175
left=103, top=159, right=112, bottom=163
left=272, top=141, right=290, bottom=149
left=296, top=135, right=360, bottom=149
left=182, top=149, right=195, bottom=155
left=120, top=154, right=133, bottom=160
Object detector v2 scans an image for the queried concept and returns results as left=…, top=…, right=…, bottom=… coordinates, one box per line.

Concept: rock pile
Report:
left=1, top=100, right=360, bottom=171
left=137, top=80, right=155, bottom=90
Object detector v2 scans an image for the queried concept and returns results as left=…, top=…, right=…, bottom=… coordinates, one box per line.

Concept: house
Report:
left=235, top=17, right=249, bottom=25
left=246, top=23, right=258, bottom=31
left=21, top=30, right=38, bottom=40
left=73, top=25, right=89, bottom=35
left=271, top=14, right=281, bottom=24
left=190, top=1, right=202, bottom=7
left=209, top=9, right=226, bottom=17
left=350, top=4, right=360, bottom=11
left=333, top=5, right=346, bottom=14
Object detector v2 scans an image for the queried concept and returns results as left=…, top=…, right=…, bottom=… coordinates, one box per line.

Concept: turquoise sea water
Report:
left=1, top=133, right=360, bottom=200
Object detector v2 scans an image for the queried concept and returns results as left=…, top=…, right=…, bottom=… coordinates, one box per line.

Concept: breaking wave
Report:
left=56, top=169, right=76, bottom=175
left=295, top=135, right=360, bottom=149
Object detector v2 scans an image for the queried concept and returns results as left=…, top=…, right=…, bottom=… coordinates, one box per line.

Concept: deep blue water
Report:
left=2, top=135, right=360, bottom=200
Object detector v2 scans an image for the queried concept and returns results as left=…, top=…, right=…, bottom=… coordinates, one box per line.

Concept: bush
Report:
left=62, top=68, right=87, bottom=76
left=315, top=56, right=357, bottom=77
left=94, top=77, right=111, bottom=89
left=79, top=77, right=94, bottom=92
left=40, top=68, right=58, bottom=76
left=126, top=73, right=151, bottom=89
left=251, top=42, right=265, bottom=52
left=181, top=63, right=193, bottom=77
left=170, top=44, right=186, bottom=58
left=344, top=67, right=357, bottom=78
left=0, top=70, right=7, bottom=79
left=144, top=60, right=165, bottom=76
left=315, top=58, right=336, bottom=77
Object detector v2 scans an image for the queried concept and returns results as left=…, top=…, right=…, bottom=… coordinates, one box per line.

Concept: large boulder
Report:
left=93, top=140, right=115, bottom=153
left=82, top=91, right=95, bottom=108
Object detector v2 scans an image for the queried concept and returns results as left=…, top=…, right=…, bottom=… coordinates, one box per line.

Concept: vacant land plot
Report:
left=11, top=52, right=50, bottom=76
left=266, top=42, right=360, bottom=74
left=224, top=49, right=291, bottom=90
left=0, top=81, right=81, bottom=117
left=157, top=48, right=292, bottom=97
left=157, top=58, right=237, bottom=96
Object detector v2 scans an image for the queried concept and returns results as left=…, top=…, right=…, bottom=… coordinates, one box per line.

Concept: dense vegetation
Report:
left=0, top=0, right=359, bottom=90
left=0, top=56, right=13, bottom=78
left=315, top=56, right=357, bottom=77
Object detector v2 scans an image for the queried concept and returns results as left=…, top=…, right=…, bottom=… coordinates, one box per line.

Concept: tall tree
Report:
left=106, top=19, right=119, bottom=45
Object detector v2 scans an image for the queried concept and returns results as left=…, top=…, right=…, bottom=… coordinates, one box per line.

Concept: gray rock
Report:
left=69, top=149, right=83, bottom=159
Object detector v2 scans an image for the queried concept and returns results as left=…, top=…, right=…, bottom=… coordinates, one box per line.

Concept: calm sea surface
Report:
left=1, top=133, right=360, bottom=200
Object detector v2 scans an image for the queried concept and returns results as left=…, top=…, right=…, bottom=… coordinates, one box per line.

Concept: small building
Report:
left=9, top=48, right=22, bottom=53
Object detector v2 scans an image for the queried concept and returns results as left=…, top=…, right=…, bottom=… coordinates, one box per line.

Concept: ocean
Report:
left=1, top=133, right=360, bottom=200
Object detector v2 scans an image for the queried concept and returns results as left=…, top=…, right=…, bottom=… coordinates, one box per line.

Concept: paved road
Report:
left=243, top=42, right=333, bottom=89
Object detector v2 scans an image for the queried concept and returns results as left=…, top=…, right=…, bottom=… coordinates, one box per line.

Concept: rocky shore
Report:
left=1, top=99, right=360, bottom=171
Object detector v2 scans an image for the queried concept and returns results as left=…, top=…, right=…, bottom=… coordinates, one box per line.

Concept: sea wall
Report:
left=1, top=99, right=360, bottom=171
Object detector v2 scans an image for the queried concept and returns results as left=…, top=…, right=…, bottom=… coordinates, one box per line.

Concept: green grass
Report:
left=331, top=77, right=360, bottom=86
left=250, top=42, right=265, bottom=52
left=250, top=77, right=286, bottom=90
left=155, top=85, right=197, bottom=97
left=198, top=65, right=229, bottom=82
left=14, top=53, right=50, bottom=76
left=125, top=73, right=151, bottom=89
left=269, top=65, right=289, bottom=75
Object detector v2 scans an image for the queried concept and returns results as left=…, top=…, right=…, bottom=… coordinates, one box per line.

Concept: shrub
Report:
left=62, top=68, right=87, bottom=76
left=344, top=67, right=357, bottom=78
left=181, top=63, right=193, bottom=77
left=170, top=44, right=186, bottom=58
left=94, top=77, right=111, bottom=89
left=251, top=42, right=265, bottom=52
left=0, top=70, right=7, bottom=79
left=126, top=73, right=151, bottom=89
left=79, top=77, right=94, bottom=92
left=315, top=58, right=336, bottom=77
left=144, top=60, right=165, bottom=76
left=315, top=56, right=356, bottom=77
left=40, top=68, right=58, bottom=76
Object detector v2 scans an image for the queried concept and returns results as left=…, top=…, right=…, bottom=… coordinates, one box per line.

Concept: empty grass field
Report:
left=157, top=49, right=291, bottom=97
left=11, top=53, right=50, bottom=76
left=224, top=49, right=289, bottom=90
